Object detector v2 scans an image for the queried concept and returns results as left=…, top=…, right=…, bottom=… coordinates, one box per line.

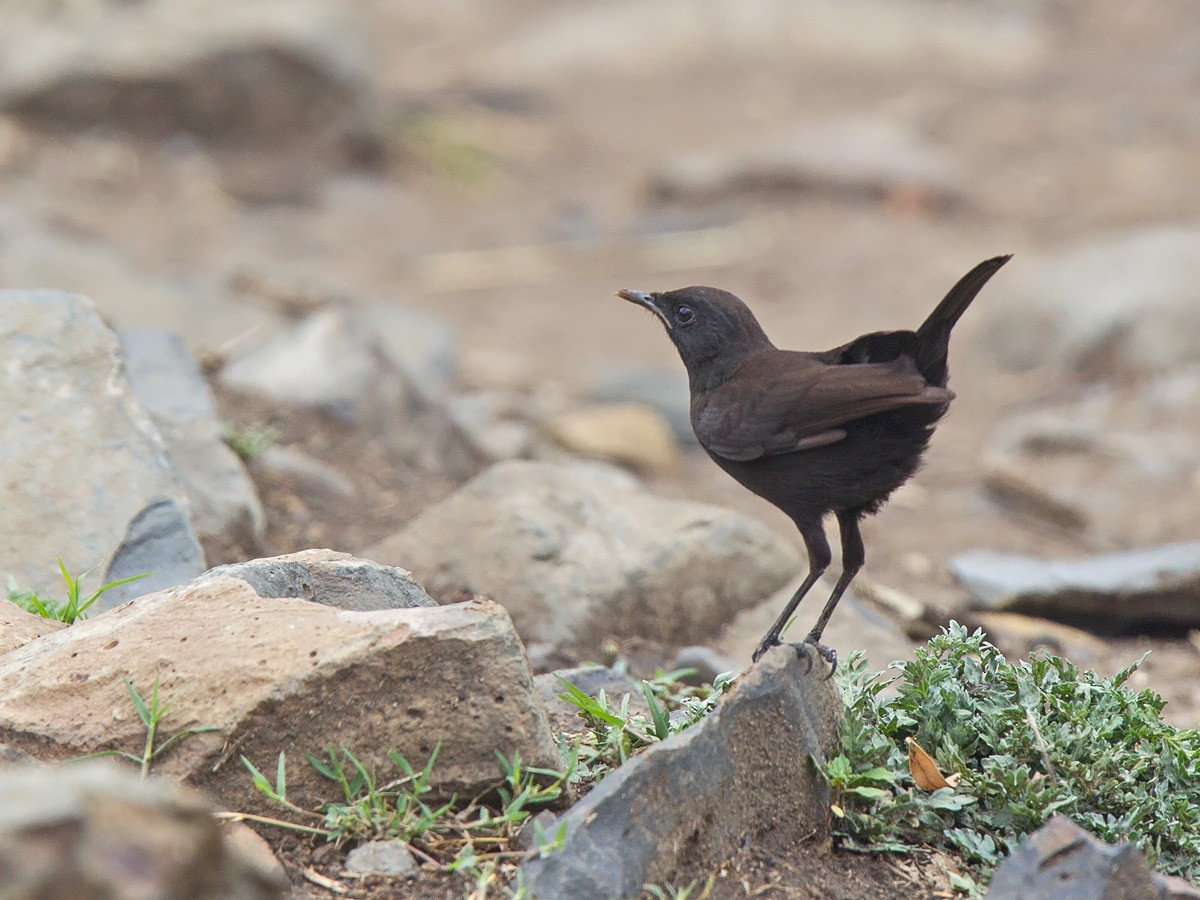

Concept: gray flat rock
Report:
left=199, top=549, right=435, bottom=611
left=952, top=543, right=1200, bottom=629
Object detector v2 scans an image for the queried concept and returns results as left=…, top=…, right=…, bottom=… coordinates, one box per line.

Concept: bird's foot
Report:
left=793, top=633, right=838, bottom=680
left=752, top=636, right=781, bottom=664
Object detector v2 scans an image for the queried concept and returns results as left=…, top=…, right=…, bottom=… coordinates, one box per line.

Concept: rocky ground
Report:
left=2, top=0, right=1200, bottom=897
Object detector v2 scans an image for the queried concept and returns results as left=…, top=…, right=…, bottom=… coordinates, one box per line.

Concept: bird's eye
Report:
left=675, top=304, right=695, bottom=325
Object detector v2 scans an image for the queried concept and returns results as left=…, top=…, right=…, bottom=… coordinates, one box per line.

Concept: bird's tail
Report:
left=917, top=255, right=1011, bottom=340
left=914, top=254, right=1011, bottom=383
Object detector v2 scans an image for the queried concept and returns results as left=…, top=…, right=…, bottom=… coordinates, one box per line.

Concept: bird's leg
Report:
left=802, top=510, right=865, bottom=679
left=753, top=522, right=830, bottom=664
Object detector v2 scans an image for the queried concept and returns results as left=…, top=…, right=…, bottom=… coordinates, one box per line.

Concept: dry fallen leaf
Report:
left=906, top=737, right=961, bottom=790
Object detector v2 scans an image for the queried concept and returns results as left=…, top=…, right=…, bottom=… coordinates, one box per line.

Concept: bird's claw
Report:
left=793, top=634, right=838, bottom=680
left=752, top=637, right=780, bottom=664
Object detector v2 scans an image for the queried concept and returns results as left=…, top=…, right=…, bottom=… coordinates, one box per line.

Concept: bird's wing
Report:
left=693, top=351, right=953, bottom=462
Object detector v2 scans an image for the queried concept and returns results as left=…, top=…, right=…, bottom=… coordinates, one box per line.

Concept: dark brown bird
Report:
left=617, top=255, right=1009, bottom=673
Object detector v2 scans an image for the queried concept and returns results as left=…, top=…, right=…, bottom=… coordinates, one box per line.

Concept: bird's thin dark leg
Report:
left=753, top=521, right=830, bottom=664
left=802, top=510, right=865, bottom=678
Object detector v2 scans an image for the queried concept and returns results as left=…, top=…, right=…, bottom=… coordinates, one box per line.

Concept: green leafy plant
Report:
left=81, top=677, right=220, bottom=777
left=398, top=115, right=496, bottom=185
left=239, top=743, right=572, bottom=888
left=819, top=622, right=1200, bottom=888
left=642, top=876, right=715, bottom=900
left=7, top=559, right=149, bottom=623
left=222, top=422, right=280, bottom=461
left=556, top=669, right=734, bottom=786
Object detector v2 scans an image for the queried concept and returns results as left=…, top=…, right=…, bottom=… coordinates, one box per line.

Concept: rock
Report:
left=219, top=822, right=288, bottom=892
left=102, top=496, right=209, bottom=612
left=973, top=612, right=1108, bottom=664
left=198, top=549, right=435, bottom=611
left=670, top=646, right=740, bottom=686
left=344, top=840, right=418, bottom=878
left=534, top=666, right=650, bottom=735
left=852, top=576, right=938, bottom=640
left=0, top=744, right=35, bottom=765
left=519, top=646, right=841, bottom=898
left=0, top=0, right=377, bottom=175
left=981, top=393, right=1200, bottom=546
left=0, top=760, right=287, bottom=899
left=447, top=392, right=537, bottom=463
left=716, top=578, right=914, bottom=672
left=251, top=444, right=357, bottom=498
left=543, top=403, right=680, bottom=473
left=983, top=462, right=1090, bottom=532
left=516, top=810, right=559, bottom=852
left=0, top=206, right=279, bottom=350
left=459, top=347, right=537, bottom=393
left=951, top=543, right=1200, bottom=631
left=0, top=575, right=559, bottom=815
left=369, top=303, right=459, bottom=400
left=219, top=306, right=405, bottom=422
left=367, top=460, right=800, bottom=650
left=119, top=328, right=265, bottom=550
left=1162, top=875, right=1200, bottom=900
left=0, top=606, right=68, bottom=657
left=588, top=366, right=695, bottom=446
left=980, top=228, right=1200, bottom=376
left=0, top=291, right=205, bottom=608
left=220, top=306, right=480, bottom=477
left=649, top=116, right=964, bottom=208
left=525, top=642, right=575, bottom=675
left=986, top=816, right=1193, bottom=900
left=481, top=0, right=1045, bottom=84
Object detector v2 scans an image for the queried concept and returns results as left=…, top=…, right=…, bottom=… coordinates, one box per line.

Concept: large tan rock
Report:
left=0, top=576, right=558, bottom=814
left=367, top=460, right=801, bottom=651
left=0, top=761, right=287, bottom=899
left=0, top=605, right=67, bottom=657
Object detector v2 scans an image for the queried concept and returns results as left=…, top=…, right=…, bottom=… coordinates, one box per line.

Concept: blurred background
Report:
left=3, top=1, right=1200, bottom=714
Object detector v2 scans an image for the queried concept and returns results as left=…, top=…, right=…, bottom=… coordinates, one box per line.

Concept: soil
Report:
left=5, top=0, right=1200, bottom=895
left=275, top=831, right=954, bottom=900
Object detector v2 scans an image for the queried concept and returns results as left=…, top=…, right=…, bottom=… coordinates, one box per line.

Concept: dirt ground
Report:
left=5, top=0, right=1200, bottom=895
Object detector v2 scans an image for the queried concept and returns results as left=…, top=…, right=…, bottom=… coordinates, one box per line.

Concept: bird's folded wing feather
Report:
left=694, top=351, right=953, bottom=462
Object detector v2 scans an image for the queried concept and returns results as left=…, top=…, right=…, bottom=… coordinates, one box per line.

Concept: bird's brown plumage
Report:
left=616, top=254, right=1011, bottom=672
left=692, top=352, right=953, bottom=462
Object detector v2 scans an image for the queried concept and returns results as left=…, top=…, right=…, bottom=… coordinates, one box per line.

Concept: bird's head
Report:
left=616, top=286, right=773, bottom=387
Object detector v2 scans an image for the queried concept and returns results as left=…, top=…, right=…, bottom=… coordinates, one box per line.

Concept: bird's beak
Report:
left=616, top=289, right=671, bottom=330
